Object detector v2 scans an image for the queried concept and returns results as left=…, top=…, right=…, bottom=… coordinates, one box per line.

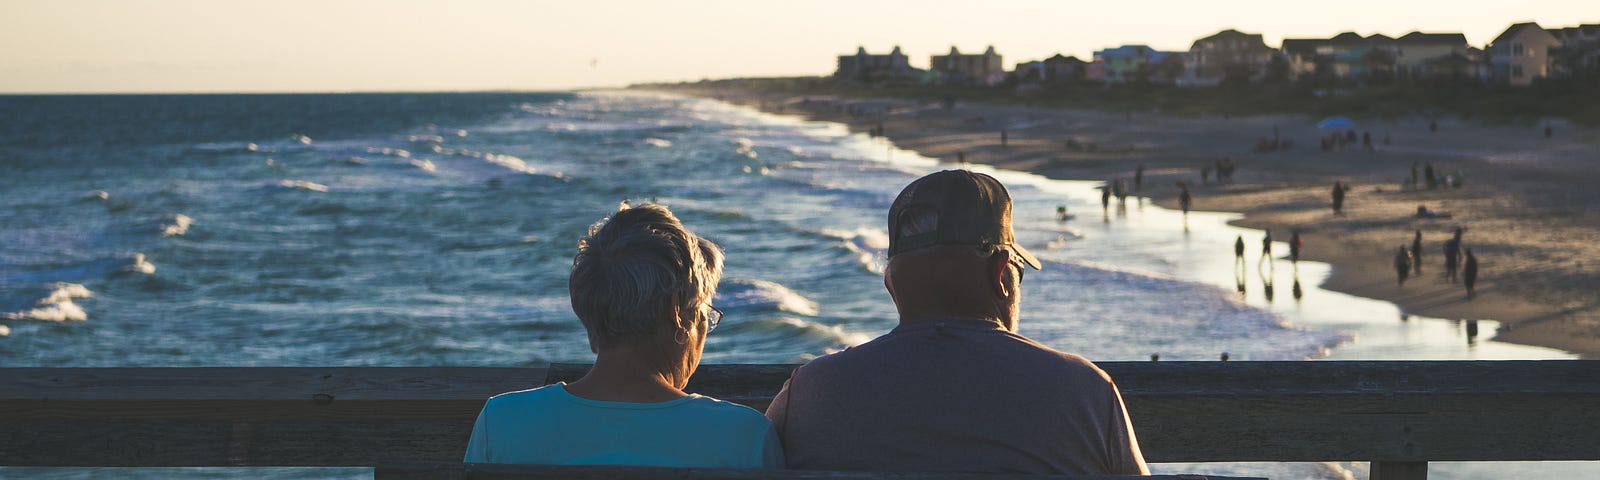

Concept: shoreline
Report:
left=669, top=89, right=1600, bottom=359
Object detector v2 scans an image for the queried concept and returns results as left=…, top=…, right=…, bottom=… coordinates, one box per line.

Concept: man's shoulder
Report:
left=795, top=327, right=1113, bottom=385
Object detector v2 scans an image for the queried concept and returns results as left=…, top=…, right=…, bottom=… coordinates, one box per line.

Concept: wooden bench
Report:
left=373, top=463, right=1263, bottom=479
left=3, top=361, right=1598, bottom=480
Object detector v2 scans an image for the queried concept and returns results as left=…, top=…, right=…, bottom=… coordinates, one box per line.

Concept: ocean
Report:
left=0, top=91, right=1587, bottom=479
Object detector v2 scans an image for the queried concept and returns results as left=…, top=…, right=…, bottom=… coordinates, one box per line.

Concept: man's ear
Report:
left=989, top=251, right=1014, bottom=299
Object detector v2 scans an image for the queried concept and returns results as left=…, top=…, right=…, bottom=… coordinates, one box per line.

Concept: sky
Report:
left=1, top=0, right=1594, bottom=93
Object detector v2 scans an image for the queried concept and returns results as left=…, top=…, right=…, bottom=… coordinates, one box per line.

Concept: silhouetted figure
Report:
left=1444, top=227, right=1464, bottom=283
left=1134, top=165, right=1145, bottom=193
left=1463, top=249, right=1478, bottom=299
left=1395, top=247, right=1412, bottom=286
left=1292, top=277, right=1303, bottom=300
left=1410, top=162, right=1420, bottom=190
left=957, top=151, right=965, bottom=164
left=1113, top=179, right=1128, bottom=204
left=1179, top=186, right=1192, bottom=217
left=1200, top=166, right=1212, bottom=185
left=1425, top=162, right=1438, bottom=190
left=1466, top=319, right=1479, bottom=344
left=1000, top=129, right=1008, bottom=147
left=1331, top=181, right=1345, bottom=215
left=1411, top=230, right=1424, bottom=275
left=1056, top=205, right=1071, bottom=222
left=1362, top=131, right=1373, bottom=152
left=1234, top=235, right=1246, bottom=269
left=1289, top=230, right=1302, bottom=263
left=1101, top=183, right=1111, bottom=211
left=1260, top=230, right=1273, bottom=265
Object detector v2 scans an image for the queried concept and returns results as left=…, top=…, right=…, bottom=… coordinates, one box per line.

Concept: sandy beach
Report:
left=684, top=89, right=1600, bottom=358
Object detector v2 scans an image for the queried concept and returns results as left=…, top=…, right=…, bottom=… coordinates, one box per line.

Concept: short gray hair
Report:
left=569, top=203, right=724, bottom=349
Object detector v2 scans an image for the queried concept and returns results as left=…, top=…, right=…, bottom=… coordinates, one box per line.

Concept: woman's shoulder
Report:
left=677, top=395, right=773, bottom=428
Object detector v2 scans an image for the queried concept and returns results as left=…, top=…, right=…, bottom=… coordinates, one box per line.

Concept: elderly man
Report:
left=765, top=170, right=1148, bottom=475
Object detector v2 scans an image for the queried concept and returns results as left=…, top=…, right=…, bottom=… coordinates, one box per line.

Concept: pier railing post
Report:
left=1371, top=461, right=1427, bottom=480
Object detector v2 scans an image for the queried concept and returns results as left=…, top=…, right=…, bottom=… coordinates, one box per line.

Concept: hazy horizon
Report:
left=2, top=0, right=1593, bottom=94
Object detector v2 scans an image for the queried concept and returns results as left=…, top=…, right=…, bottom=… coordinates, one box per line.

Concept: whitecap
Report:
left=2, top=283, right=92, bottom=322
left=125, top=253, right=156, bottom=274
left=0, top=324, right=9, bottom=336
left=410, top=159, right=437, bottom=173
left=643, top=138, right=673, bottom=148
left=277, top=180, right=329, bottom=192
left=160, top=214, right=192, bottom=237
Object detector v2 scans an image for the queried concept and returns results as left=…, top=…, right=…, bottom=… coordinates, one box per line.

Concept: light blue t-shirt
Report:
left=463, top=383, right=783, bottom=468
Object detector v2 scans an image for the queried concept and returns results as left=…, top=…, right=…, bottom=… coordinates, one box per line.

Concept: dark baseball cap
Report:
left=887, top=170, right=1041, bottom=270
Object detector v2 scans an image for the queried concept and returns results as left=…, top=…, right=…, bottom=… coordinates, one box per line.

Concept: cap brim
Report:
left=1011, top=243, right=1042, bottom=270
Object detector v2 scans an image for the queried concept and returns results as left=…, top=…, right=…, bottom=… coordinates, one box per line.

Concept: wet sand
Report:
left=688, top=91, right=1600, bottom=358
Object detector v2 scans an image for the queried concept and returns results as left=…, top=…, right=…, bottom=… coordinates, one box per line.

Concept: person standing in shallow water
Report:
left=1444, top=227, right=1464, bottom=283
left=1289, top=231, right=1302, bottom=263
left=1331, top=181, right=1346, bottom=215
left=1260, top=230, right=1273, bottom=265
left=1463, top=249, right=1479, bottom=299
left=1411, top=230, right=1424, bottom=275
left=1234, top=235, right=1246, bottom=265
left=1395, top=247, right=1412, bottom=287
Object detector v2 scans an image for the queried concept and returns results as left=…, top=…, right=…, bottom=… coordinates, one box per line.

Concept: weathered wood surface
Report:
left=374, top=463, right=1264, bottom=480
left=3, top=361, right=1599, bottom=467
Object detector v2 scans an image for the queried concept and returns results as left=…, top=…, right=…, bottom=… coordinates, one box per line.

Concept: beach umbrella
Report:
left=1317, top=117, right=1357, bottom=129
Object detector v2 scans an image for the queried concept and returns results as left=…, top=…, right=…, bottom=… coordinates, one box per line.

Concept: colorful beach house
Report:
left=1489, top=22, right=1562, bottom=86
left=929, top=46, right=1005, bottom=86
left=1091, top=45, right=1184, bottom=84
left=1279, top=32, right=1400, bottom=83
left=1013, top=53, right=1088, bottom=85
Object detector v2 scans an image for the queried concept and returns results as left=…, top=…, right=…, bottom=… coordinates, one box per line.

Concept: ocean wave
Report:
left=410, top=159, right=437, bottom=173
left=716, top=279, right=819, bottom=317
left=643, top=138, right=673, bottom=148
left=277, top=180, right=329, bottom=192
left=2, top=283, right=92, bottom=322
left=159, top=214, right=192, bottom=237
left=125, top=253, right=156, bottom=274
left=816, top=227, right=888, bottom=274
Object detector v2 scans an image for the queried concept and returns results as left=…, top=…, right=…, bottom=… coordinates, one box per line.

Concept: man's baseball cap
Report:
left=886, top=170, right=1041, bottom=270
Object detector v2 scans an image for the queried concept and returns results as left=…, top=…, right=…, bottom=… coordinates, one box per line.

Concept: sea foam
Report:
left=3, top=283, right=92, bottom=322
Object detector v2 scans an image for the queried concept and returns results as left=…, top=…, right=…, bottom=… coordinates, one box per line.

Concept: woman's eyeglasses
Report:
left=706, top=305, right=724, bottom=333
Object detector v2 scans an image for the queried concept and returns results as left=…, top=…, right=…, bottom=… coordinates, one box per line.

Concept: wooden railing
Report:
left=3, top=361, right=1598, bottom=480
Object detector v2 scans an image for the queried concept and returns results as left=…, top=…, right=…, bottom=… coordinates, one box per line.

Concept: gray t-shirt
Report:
left=765, top=317, right=1148, bottom=475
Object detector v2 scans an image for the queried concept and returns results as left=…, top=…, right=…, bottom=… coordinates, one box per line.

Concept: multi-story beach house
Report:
left=1187, top=29, right=1276, bottom=83
left=834, top=46, right=915, bottom=82
left=929, top=46, right=1005, bottom=86
left=1489, top=22, right=1562, bottom=86
left=1092, top=45, right=1184, bottom=84
left=1014, top=54, right=1088, bottom=85
left=1391, top=32, right=1476, bottom=82
left=1547, top=23, right=1600, bottom=78
left=1278, top=32, right=1400, bottom=82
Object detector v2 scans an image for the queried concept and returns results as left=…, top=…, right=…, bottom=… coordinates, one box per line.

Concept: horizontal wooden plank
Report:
left=374, top=463, right=1265, bottom=480
left=2, top=362, right=1598, bottom=466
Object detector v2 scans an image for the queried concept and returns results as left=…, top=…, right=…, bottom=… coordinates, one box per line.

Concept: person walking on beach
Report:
left=1179, top=184, right=1192, bottom=217
left=1410, top=162, right=1420, bottom=190
left=1234, top=235, right=1246, bottom=267
left=1101, top=183, right=1111, bottom=211
left=1425, top=162, right=1438, bottom=190
left=1260, top=230, right=1273, bottom=265
left=1444, top=227, right=1464, bottom=283
left=1000, top=129, right=1008, bottom=147
left=1463, top=248, right=1479, bottom=299
left=1289, top=230, right=1302, bottom=263
left=1395, top=246, right=1412, bottom=287
left=1134, top=165, right=1145, bottom=194
left=1331, top=182, right=1345, bottom=215
left=1411, top=230, right=1424, bottom=275
left=766, top=170, right=1149, bottom=475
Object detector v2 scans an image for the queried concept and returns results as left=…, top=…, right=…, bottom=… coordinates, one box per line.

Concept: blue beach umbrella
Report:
left=1316, top=116, right=1357, bottom=129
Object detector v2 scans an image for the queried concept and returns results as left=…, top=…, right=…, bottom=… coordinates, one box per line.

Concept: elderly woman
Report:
left=464, top=203, right=782, bottom=467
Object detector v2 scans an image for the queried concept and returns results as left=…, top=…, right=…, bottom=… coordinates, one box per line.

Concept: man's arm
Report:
left=1105, top=381, right=1151, bottom=475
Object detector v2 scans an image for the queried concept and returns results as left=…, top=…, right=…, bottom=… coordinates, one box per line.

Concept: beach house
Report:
left=1391, top=32, right=1476, bottom=82
left=1092, top=45, right=1184, bottom=84
left=1187, top=29, right=1276, bottom=84
left=1277, top=32, right=1398, bottom=83
left=1489, top=22, right=1562, bottom=86
left=1547, top=23, right=1600, bottom=78
left=929, top=46, right=1005, bottom=86
left=834, top=46, right=916, bottom=82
